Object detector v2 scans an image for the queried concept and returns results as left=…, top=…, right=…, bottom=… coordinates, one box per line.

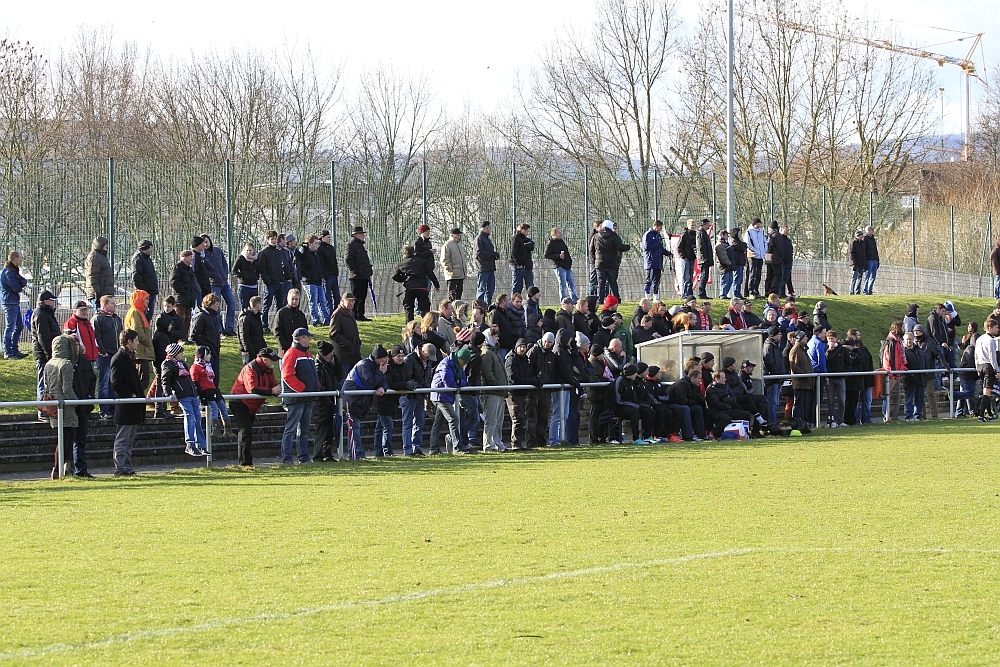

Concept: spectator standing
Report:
left=526, top=332, right=556, bottom=449
left=400, top=343, right=433, bottom=456
left=124, top=289, right=154, bottom=395
left=94, top=295, right=123, bottom=419
left=975, top=319, right=1000, bottom=421
left=761, top=326, right=786, bottom=423
left=715, top=230, right=734, bottom=299
left=808, top=327, right=829, bottom=425
left=191, top=235, right=211, bottom=306
left=544, top=227, right=577, bottom=301
left=274, top=289, right=308, bottom=356
left=489, top=294, right=515, bottom=360
left=849, top=230, right=867, bottom=295
left=678, top=219, right=698, bottom=300
left=161, top=343, right=206, bottom=457
left=863, top=226, right=879, bottom=295
left=847, top=328, right=874, bottom=424
left=902, top=332, right=924, bottom=421
left=695, top=219, right=714, bottom=299
left=131, top=240, right=159, bottom=322
left=329, top=293, right=361, bottom=379
left=151, top=296, right=184, bottom=419
left=587, top=219, right=602, bottom=296
left=913, top=324, right=945, bottom=419
left=372, top=345, right=409, bottom=457
left=311, top=341, right=343, bottom=462
left=232, top=243, right=259, bottom=311
left=31, top=290, right=60, bottom=421
left=258, top=231, right=289, bottom=332
left=730, top=228, right=747, bottom=300
left=393, top=246, right=437, bottom=322
left=788, top=331, right=814, bottom=428
left=927, top=304, right=953, bottom=367
left=813, top=301, right=831, bottom=333
left=429, top=346, right=472, bottom=454
left=280, top=328, right=319, bottom=463
left=235, top=296, right=266, bottom=366
left=44, top=335, right=78, bottom=479
left=112, top=330, right=146, bottom=473
left=440, top=227, right=468, bottom=301
left=1, top=250, right=27, bottom=359
left=84, top=237, right=114, bottom=311
left=549, top=328, right=580, bottom=446
left=318, top=230, right=341, bottom=317
left=595, top=220, right=630, bottom=301
left=881, top=321, right=907, bottom=422
left=509, top=223, right=536, bottom=295
left=777, top=225, right=795, bottom=298
left=479, top=330, right=507, bottom=452
left=745, top=218, right=767, bottom=299
left=280, top=233, right=299, bottom=298
left=229, top=348, right=281, bottom=466
left=763, top=221, right=782, bottom=297
left=66, top=318, right=97, bottom=478
left=169, top=250, right=198, bottom=336
left=345, top=226, right=374, bottom=321
left=474, top=221, right=500, bottom=303
left=825, top=330, right=849, bottom=426
left=189, top=293, right=222, bottom=387
left=198, top=236, right=233, bottom=336
left=642, top=220, right=668, bottom=301
left=191, top=346, right=230, bottom=435
left=296, top=234, right=329, bottom=326
left=506, top=340, right=532, bottom=449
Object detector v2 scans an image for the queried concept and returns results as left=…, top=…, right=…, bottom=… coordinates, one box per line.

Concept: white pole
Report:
left=204, top=404, right=212, bottom=467
left=56, top=405, right=64, bottom=479
left=726, top=0, right=735, bottom=234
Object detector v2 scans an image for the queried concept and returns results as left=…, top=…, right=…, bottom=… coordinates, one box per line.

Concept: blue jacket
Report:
left=807, top=336, right=828, bottom=373
left=430, top=354, right=466, bottom=404
left=0, top=264, right=27, bottom=306
left=642, top=229, right=667, bottom=271
left=203, top=244, right=230, bottom=286
left=341, top=354, right=388, bottom=417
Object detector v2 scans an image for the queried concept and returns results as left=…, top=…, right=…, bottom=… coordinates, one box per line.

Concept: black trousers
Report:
left=844, top=390, right=859, bottom=426
left=647, top=404, right=671, bottom=438
left=763, top=263, right=778, bottom=296
left=73, top=406, right=90, bottom=474
left=230, top=401, right=256, bottom=466
left=403, top=288, right=430, bottom=323
left=614, top=405, right=641, bottom=440
left=526, top=389, right=550, bottom=448
left=589, top=399, right=606, bottom=444
left=313, top=398, right=336, bottom=460
left=350, top=278, right=369, bottom=319
left=697, top=262, right=712, bottom=297
left=506, top=394, right=527, bottom=448
left=747, top=258, right=763, bottom=296
left=447, top=279, right=464, bottom=301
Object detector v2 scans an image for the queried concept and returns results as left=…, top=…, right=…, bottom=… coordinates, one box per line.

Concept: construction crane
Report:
left=744, top=15, right=983, bottom=161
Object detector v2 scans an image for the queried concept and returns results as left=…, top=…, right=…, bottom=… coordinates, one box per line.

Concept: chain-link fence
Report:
left=1, top=159, right=996, bottom=316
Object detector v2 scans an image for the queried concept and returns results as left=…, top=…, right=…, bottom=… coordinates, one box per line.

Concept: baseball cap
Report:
left=257, top=347, right=280, bottom=361
left=741, top=360, right=756, bottom=370
left=292, top=327, right=312, bottom=338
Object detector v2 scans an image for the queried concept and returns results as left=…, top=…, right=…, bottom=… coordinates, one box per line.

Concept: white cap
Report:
left=602, top=220, right=615, bottom=230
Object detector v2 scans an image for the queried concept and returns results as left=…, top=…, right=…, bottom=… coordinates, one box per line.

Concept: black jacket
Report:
left=193, top=251, right=212, bottom=297
left=849, top=238, right=867, bottom=269
left=257, top=245, right=288, bottom=286
left=490, top=306, right=515, bottom=351
left=160, top=357, right=196, bottom=400
left=94, top=311, right=123, bottom=357
left=112, top=348, right=146, bottom=425
left=392, top=257, right=439, bottom=290
left=772, top=233, right=794, bottom=265
left=555, top=309, right=574, bottom=332
left=232, top=255, right=259, bottom=285
left=236, top=308, right=266, bottom=356
left=170, top=261, right=199, bottom=308
left=706, top=382, right=739, bottom=413
left=678, top=229, right=697, bottom=261
left=373, top=359, right=410, bottom=415
left=508, top=232, right=535, bottom=269
left=317, top=240, right=339, bottom=279
left=474, top=232, right=501, bottom=273
left=345, top=238, right=373, bottom=279
left=826, top=343, right=851, bottom=374
left=552, top=329, right=580, bottom=387
left=864, top=235, right=879, bottom=263
left=667, top=376, right=706, bottom=409
left=505, top=350, right=535, bottom=395
left=543, top=238, right=572, bottom=269
left=131, top=251, right=159, bottom=295
left=527, top=341, right=556, bottom=384
left=696, top=229, right=714, bottom=265
left=595, top=228, right=629, bottom=270
left=731, top=238, right=748, bottom=267
left=153, top=310, right=185, bottom=368
left=275, top=305, right=308, bottom=353
left=613, top=376, right=640, bottom=409
left=762, top=339, right=787, bottom=386
left=295, top=244, right=324, bottom=285
left=189, top=307, right=221, bottom=357
left=31, top=303, right=60, bottom=363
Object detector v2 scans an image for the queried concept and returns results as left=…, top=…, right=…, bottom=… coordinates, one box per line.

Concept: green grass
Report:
left=3, top=422, right=1000, bottom=664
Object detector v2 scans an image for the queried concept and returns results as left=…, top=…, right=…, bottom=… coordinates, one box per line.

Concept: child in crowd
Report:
left=191, top=346, right=231, bottom=436
left=160, top=343, right=207, bottom=456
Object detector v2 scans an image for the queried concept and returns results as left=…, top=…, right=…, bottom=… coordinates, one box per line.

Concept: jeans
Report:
left=207, top=398, right=230, bottom=423
left=566, top=392, right=581, bottom=445
left=345, top=406, right=366, bottom=459
left=178, top=396, right=206, bottom=449
left=307, top=283, right=330, bottom=325
left=212, top=284, right=236, bottom=333
left=732, top=266, right=744, bottom=299
left=719, top=270, right=734, bottom=298
left=765, top=383, right=782, bottom=424
left=793, top=388, right=814, bottom=426
left=548, top=389, right=570, bottom=445
left=325, top=275, right=341, bottom=316
left=863, top=260, right=878, bottom=294
left=374, top=414, right=395, bottom=456
left=553, top=267, right=578, bottom=301
left=851, top=269, right=865, bottom=295
left=400, top=395, right=426, bottom=454
left=461, top=394, right=479, bottom=448
left=827, top=378, right=846, bottom=423
left=644, top=268, right=662, bottom=297
left=261, top=282, right=286, bottom=329
left=281, top=400, right=314, bottom=463
left=3, top=304, right=22, bottom=356
left=96, top=354, right=116, bottom=416
left=856, top=387, right=872, bottom=424
left=237, top=284, right=258, bottom=310
left=681, top=260, right=695, bottom=298
left=904, top=385, right=925, bottom=419
left=667, top=404, right=693, bottom=440
left=995, top=275, right=1000, bottom=300
left=598, top=268, right=620, bottom=300
left=430, top=400, right=464, bottom=453
left=476, top=272, right=496, bottom=304
left=510, top=267, right=533, bottom=296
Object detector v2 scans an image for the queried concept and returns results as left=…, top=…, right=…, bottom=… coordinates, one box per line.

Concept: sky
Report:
left=2, top=0, right=996, bottom=134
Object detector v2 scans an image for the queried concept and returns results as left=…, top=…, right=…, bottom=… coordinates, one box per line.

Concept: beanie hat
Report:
left=372, top=344, right=389, bottom=360
left=417, top=224, right=430, bottom=233
left=722, top=356, right=736, bottom=369
left=700, top=352, right=715, bottom=363
left=471, top=331, right=485, bottom=347
left=527, top=286, right=540, bottom=298
left=165, top=343, right=183, bottom=357
left=542, top=332, right=556, bottom=344
left=622, top=363, right=637, bottom=376
left=318, top=341, right=334, bottom=356
left=455, top=347, right=472, bottom=362
left=604, top=294, right=620, bottom=309
left=601, top=316, right=615, bottom=328
left=647, top=365, right=660, bottom=377
left=635, top=362, right=648, bottom=375
left=390, top=344, right=405, bottom=357
left=575, top=332, right=590, bottom=347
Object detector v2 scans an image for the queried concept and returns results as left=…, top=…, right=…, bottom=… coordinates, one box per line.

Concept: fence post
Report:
left=225, top=159, right=233, bottom=263
left=56, top=403, right=64, bottom=479
left=653, top=168, right=659, bottom=222
left=108, top=158, right=115, bottom=271
left=822, top=185, right=827, bottom=289
left=560, top=387, right=567, bottom=443
left=330, top=162, right=337, bottom=251
left=711, top=173, right=717, bottom=224
left=768, top=179, right=774, bottom=224
left=868, top=191, right=873, bottom=229
left=949, top=368, right=955, bottom=419
left=911, top=198, right=917, bottom=294
left=951, top=205, right=956, bottom=295
left=511, top=163, right=517, bottom=233
left=421, top=160, right=428, bottom=230
left=815, top=374, right=821, bottom=428
left=336, top=394, right=344, bottom=460
left=205, top=405, right=212, bottom=468
left=584, top=165, right=590, bottom=277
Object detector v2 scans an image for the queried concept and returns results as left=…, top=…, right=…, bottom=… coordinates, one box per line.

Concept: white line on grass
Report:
left=2, top=545, right=996, bottom=661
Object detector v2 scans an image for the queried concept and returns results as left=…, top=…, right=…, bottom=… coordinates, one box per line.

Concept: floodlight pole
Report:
left=726, top=0, right=735, bottom=236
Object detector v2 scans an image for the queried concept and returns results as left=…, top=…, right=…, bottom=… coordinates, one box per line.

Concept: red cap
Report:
left=604, top=294, right=620, bottom=309
left=417, top=224, right=431, bottom=233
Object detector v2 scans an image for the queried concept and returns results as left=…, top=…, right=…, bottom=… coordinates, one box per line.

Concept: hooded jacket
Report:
left=788, top=340, right=814, bottom=390
left=131, top=250, right=159, bottom=295
left=43, top=335, right=79, bottom=428
left=527, top=339, right=556, bottom=385
left=552, top=329, right=580, bottom=387
left=595, top=226, right=630, bottom=270
left=170, top=260, right=199, bottom=307
left=84, top=237, right=114, bottom=300
left=31, top=301, right=60, bottom=363
left=508, top=231, right=535, bottom=270
left=153, top=309, right=185, bottom=367
left=124, top=289, right=154, bottom=361
left=65, top=313, right=99, bottom=362
left=430, top=353, right=465, bottom=404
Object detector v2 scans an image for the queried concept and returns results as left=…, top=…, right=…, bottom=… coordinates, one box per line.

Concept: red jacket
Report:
left=65, top=314, right=99, bottom=362
left=727, top=308, right=746, bottom=330
left=190, top=359, right=217, bottom=392
left=882, top=332, right=907, bottom=377
left=231, top=359, right=278, bottom=414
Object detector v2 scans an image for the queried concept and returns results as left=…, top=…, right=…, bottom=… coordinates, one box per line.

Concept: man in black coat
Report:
left=705, top=370, right=753, bottom=437
left=169, top=250, right=198, bottom=336
left=318, top=230, right=341, bottom=318
left=235, top=296, right=267, bottom=365
left=862, top=225, right=879, bottom=295
left=544, top=227, right=577, bottom=301
left=849, top=230, right=867, bottom=295
left=131, top=239, right=158, bottom=321
left=274, top=289, right=308, bottom=355
left=393, top=246, right=439, bottom=322
left=345, top=226, right=373, bottom=321
left=31, top=290, right=61, bottom=420
left=110, top=330, right=145, bottom=476
left=189, top=294, right=222, bottom=385
left=258, top=231, right=290, bottom=332
left=474, top=221, right=501, bottom=304
left=508, top=222, right=535, bottom=295
left=586, top=219, right=602, bottom=296
left=695, top=218, right=714, bottom=299
left=312, top=340, right=343, bottom=461
left=191, top=235, right=211, bottom=304
left=678, top=219, right=698, bottom=299
left=595, top=220, right=630, bottom=301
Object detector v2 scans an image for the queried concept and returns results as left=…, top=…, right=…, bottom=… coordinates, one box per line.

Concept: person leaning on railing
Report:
left=229, top=348, right=281, bottom=467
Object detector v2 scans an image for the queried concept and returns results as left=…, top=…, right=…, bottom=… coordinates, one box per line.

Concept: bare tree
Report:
left=0, top=38, right=62, bottom=162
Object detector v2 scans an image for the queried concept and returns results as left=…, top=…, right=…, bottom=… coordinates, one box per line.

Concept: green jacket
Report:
left=43, top=335, right=79, bottom=428
left=478, top=345, right=508, bottom=395
left=613, top=323, right=634, bottom=361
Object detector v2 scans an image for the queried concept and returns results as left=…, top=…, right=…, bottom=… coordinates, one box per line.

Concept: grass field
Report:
left=3, top=421, right=1000, bottom=664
